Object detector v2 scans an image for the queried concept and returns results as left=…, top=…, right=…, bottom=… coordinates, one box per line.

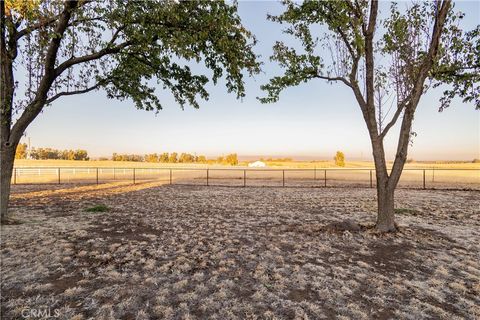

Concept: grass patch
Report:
left=395, top=208, right=419, bottom=215
left=85, top=204, right=109, bottom=213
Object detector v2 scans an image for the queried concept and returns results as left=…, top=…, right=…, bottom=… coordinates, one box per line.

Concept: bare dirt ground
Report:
left=1, top=182, right=479, bottom=320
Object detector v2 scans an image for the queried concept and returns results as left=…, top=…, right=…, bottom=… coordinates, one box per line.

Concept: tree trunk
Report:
left=371, top=139, right=397, bottom=232
left=376, top=183, right=396, bottom=232
left=0, top=143, right=15, bottom=224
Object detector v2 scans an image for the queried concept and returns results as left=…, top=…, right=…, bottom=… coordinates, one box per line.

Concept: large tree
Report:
left=261, top=0, right=479, bottom=232
left=0, top=0, right=260, bottom=223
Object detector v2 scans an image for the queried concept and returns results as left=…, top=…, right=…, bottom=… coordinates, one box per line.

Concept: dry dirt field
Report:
left=1, top=182, right=479, bottom=319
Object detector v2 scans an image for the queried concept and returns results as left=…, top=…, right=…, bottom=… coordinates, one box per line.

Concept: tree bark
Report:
left=0, top=143, right=15, bottom=223
left=370, top=137, right=397, bottom=232
left=376, top=183, right=395, bottom=232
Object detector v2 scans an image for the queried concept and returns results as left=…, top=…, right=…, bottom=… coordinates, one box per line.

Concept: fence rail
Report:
left=10, top=167, right=480, bottom=190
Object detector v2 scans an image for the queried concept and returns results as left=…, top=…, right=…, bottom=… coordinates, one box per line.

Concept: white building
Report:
left=248, top=161, right=266, bottom=168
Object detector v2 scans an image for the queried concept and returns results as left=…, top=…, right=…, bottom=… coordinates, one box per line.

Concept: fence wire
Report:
left=11, top=167, right=480, bottom=190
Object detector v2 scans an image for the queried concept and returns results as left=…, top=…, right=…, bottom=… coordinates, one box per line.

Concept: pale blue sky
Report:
left=19, top=1, right=479, bottom=160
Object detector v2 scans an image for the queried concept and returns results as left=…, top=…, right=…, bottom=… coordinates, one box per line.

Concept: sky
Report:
left=18, top=1, right=480, bottom=161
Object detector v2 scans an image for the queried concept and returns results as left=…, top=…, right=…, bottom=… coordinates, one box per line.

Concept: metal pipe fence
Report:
left=10, top=167, right=480, bottom=190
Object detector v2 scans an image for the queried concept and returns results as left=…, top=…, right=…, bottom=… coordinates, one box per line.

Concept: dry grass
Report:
left=254, top=160, right=480, bottom=170
left=1, top=183, right=479, bottom=319
left=14, top=158, right=480, bottom=169
left=12, top=159, right=479, bottom=190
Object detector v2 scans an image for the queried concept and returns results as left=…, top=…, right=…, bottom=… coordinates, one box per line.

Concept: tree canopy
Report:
left=1, top=0, right=261, bottom=222
left=3, top=0, right=260, bottom=118
left=260, top=1, right=479, bottom=111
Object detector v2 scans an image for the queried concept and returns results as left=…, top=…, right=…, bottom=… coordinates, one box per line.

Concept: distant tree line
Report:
left=32, top=148, right=89, bottom=161
left=111, top=153, right=144, bottom=162
left=112, top=152, right=238, bottom=165
left=15, top=144, right=89, bottom=160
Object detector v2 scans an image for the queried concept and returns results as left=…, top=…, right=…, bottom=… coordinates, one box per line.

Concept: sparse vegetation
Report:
left=2, top=183, right=479, bottom=319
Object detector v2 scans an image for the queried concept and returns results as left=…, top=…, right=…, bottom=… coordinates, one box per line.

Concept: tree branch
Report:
left=10, top=0, right=78, bottom=143
left=0, top=0, right=13, bottom=144
left=345, top=0, right=362, bottom=19
left=409, top=0, right=451, bottom=109
left=67, top=16, right=107, bottom=27
left=6, top=16, right=18, bottom=61
left=379, top=101, right=406, bottom=139
left=315, top=74, right=353, bottom=88
left=335, top=27, right=357, bottom=59
left=432, top=65, right=480, bottom=77
left=45, top=82, right=103, bottom=104
left=363, top=0, right=379, bottom=136
left=15, top=0, right=93, bottom=40
left=1, top=6, right=19, bottom=144
left=323, top=3, right=357, bottom=60
left=388, top=0, right=452, bottom=189
left=55, top=34, right=130, bottom=77
left=348, top=56, right=366, bottom=110
left=16, top=15, right=60, bottom=40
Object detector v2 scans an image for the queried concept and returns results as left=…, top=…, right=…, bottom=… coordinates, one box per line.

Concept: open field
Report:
left=10, top=160, right=480, bottom=190
left=2, top=183, right=479, bottom=319
left=14, top=159, right=480, bottom=169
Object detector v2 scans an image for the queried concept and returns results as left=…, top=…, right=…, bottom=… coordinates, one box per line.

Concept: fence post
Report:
left=206, top=169, right=209, bottom=186
left=96, top=168, right=99, bottom=185
left=243, top=169, right=246, bottom=187
left=324, top=170, right=327, bottom=187
left=169, top=169, right=172, bottom=185
left=282, top=170, right=285, bottom=187
left=314, top=168, right=316, bottom=181
left=113, top=168, right=116, bottom=180
left=370, top=170, right=373, bottom=188
left=423, top=169, right=426, bottom=189
left=133, top=168, right=136, bottom=184
left=58, top=168, right=61, bottom=184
